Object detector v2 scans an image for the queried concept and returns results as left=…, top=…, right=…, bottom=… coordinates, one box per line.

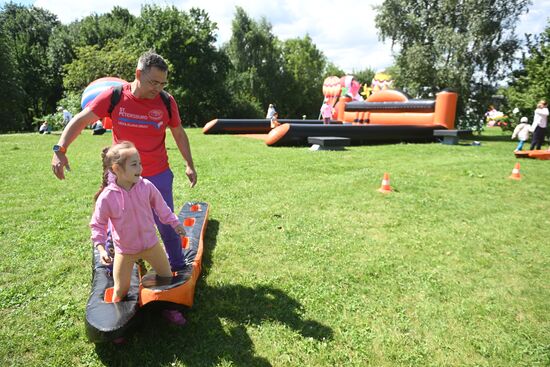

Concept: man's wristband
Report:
left=53, top=144, right=67, bottom=153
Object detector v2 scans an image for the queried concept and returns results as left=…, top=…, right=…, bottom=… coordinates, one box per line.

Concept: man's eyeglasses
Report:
left=144, top=76, right=168, bottom=88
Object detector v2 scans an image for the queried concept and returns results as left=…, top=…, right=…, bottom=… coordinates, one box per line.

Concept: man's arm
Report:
left=170, top=124, right=197, bottom=188
left=51, top=107, right=100, bottom=180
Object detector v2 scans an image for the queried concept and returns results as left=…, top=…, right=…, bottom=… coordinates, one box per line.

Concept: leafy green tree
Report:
left=60, top=40, right=139, bottom=116
left=323, top=62, right=345, bottom=79
left=224, top=7, right=284, bottom=117
left=375, top=0, right=531, bottom=129
left=0, top=23, right=25, bottom=132
left=63, top=41, right=138, bottom=93
left=130, top=5, right=229, bottom=125
left=0, top=3, right=61, bottom=130
left=68, top=6, right=135, bottom=50
left=352, top=67, right=376, bottom=88
left=280, top=35, right=327, bottom=119
left=503, top=20, right=550, bottom=120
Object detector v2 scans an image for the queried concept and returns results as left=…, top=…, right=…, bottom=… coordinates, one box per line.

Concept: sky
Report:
left=2, top=0, right=550, bottom=73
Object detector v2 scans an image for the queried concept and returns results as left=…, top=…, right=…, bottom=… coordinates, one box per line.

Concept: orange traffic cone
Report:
left=378, top=172, right=392, bottom=193
left=509, top=163, right=521, bottom=180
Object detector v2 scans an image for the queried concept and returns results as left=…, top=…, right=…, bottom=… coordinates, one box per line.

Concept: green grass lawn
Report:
left=0, top=128, right=548, bottom=366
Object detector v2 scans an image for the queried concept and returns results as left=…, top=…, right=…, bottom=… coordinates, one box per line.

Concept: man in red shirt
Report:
left=51, top=51, right=196, bottom=324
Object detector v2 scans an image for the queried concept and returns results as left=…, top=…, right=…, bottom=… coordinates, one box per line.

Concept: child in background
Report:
left=90, top=141, right=186, bottom=321
left=266, top=103, right=276, bottom=119
left=512, top=117, right=531, bottom=151
left=270, top=111, right=280, bottom=129
left=320, top=98, right=334, bottom=125
left=39, top=121, right=50, bottom=134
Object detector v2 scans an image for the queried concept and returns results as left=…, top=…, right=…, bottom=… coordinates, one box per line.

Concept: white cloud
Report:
left=26, top=0, right=549, bottom=73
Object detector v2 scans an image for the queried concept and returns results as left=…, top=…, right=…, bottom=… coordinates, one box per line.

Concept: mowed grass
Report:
left=0, top=128, right=548, bottom=366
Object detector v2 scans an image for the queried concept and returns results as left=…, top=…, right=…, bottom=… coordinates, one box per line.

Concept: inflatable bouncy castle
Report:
left=81, top=77, right=127, bottom=130
left=265, top=89, right=458, bottom=146
left=202, top=72, right=458, bottom=147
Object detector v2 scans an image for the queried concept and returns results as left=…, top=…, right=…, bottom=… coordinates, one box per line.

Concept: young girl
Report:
left=320, top=98, right=334, bottom=125
left=90, top=141, right=186, bottom=303
left=511, top=116, right=531, bottom=151
left=270, top=111, right=280, bottom=129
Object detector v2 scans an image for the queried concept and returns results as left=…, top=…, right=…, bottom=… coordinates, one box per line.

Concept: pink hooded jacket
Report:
left=90, top=177, right=180, bottom=254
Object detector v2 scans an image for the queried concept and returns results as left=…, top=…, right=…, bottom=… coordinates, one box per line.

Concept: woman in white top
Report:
left=529, top=100, right=549, bottom=150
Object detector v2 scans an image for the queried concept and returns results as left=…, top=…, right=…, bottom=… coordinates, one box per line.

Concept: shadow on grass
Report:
left=470, top=133, right=513, bottom=142
left=94, top=219, right=333, bottom=366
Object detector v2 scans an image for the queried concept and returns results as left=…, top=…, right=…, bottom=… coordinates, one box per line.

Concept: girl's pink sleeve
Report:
left=148, top=183, right=180, bottom=228
left=90, top=197, right=109, bottom=245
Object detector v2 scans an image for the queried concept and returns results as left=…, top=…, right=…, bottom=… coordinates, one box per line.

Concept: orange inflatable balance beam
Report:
left=140, top=202, right=210, bottom=307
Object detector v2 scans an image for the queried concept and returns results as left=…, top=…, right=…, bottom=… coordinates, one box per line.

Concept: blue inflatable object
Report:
left=81, top=77, right=127, bottom=109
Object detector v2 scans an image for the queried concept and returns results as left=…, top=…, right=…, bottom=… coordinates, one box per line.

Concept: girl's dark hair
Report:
left=94, top=141, right=136, bottom=201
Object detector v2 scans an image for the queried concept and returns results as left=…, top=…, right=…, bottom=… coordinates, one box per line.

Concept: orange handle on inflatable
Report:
left=433, top=91, right=458, bottom=129
left=337, top=96, right=352, bottom=122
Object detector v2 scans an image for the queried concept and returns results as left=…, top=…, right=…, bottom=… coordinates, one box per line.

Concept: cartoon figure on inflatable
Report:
left=81, top=77, right=210, bottom=343
left=362, top=70, right=394, bottom=99
left=321, top=75, right=364, bottom=120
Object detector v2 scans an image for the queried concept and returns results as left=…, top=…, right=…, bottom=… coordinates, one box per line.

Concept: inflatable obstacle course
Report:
left=202, top=119, right=323, bottom=134
left=265, top=90, right=458, bottom=146
left=85, top=201, right=209, bottom=343
left=514, top=150, right=550, bottom=160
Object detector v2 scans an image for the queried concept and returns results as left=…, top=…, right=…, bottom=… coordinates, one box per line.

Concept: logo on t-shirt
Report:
left=149, top=109, right=163, bottom=120
left=118, top=107, right=164, bottom=129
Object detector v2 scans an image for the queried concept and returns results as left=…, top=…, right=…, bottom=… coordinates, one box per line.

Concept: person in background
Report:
left=511, top=117, right=531, bottom=152
left=266, top=104, right=276, bottom=119
left=270, top=111, right=280, bottom=129
left=320, top=98, right=334, bottom=125
left=39, top=121, right=50, bottom=134
left=58, top=107, right=73, bottom=128
left=529, top=100, right=549, bottom=150
left=91, top=120, right=106, bottom=135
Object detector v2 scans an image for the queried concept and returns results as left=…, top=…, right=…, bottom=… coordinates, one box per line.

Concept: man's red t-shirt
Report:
left=88, top=83, right=181, bottom=176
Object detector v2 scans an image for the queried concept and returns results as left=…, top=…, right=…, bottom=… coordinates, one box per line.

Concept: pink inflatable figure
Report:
left=340, top=75, right=363, bottom=102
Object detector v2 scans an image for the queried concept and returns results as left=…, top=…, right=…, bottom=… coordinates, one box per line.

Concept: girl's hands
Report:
left=174, top=224, right=186, bottom=236
left=96, top=244, right=112, bottom=265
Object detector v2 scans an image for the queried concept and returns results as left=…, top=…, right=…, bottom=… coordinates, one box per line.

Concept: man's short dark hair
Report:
left=137, top=51, right=168, bottom=73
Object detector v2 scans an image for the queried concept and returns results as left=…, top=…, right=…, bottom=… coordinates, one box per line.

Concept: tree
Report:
left=63, top=42, right=138, bottom=92
left=0, top=23, right=25, bottom=132
left=68, top=6, right=135, bottom=50
left=375, top=0, right=531, bottom=129
left=224, top=7, right=284, bottom=117
left=0, top=3, right=61, bottom=130
left=130, top=5, right=229, bottom=125
left=503, top=20, right=550, bottom=119
left=323, top=62, right=345, bottom=80
left=352, top=67, right=376, bottom=91
left=280, top=35, right=327, bottom=119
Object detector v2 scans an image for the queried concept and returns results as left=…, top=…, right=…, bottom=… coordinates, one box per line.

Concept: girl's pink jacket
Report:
left=90, top=177, right=180, bottom=254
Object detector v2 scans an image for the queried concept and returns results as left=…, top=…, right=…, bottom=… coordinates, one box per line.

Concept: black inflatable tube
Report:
left=345, top=100, right=436, bottom=112
left=85, top=248, right=141, bottom=343
left=202, top=119, right=325, bottom=134
left=266, top=123, right=445, bottom=146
